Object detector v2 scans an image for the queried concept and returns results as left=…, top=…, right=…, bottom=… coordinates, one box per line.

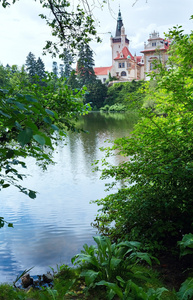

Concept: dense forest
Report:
left=0, top=0, right=193, bottom=299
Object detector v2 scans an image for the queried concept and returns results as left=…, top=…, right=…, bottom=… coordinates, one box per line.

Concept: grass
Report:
left=0, top=264, right=178, bottom=300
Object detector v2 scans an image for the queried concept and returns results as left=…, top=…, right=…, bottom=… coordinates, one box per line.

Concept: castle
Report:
left=94, top=9, right=170, bottom=83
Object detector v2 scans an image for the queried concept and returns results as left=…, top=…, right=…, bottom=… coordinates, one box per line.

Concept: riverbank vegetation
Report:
left=100, top=80, right=145, bottom=112
left=92, top=20, right=193, bottom=299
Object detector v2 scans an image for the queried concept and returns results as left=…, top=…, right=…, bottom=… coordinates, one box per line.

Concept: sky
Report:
left=0, top=0, right=193, bottom=72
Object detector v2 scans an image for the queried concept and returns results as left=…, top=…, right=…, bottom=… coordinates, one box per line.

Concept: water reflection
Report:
left=0, top=111, right=137, bottom=283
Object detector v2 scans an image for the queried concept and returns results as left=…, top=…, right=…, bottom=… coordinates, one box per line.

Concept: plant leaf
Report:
left=177, top=277, right=193, bottom=300
left=17, top=127, right=33, bottom=147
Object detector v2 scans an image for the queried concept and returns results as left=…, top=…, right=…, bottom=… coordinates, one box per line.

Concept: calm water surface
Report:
left=0, top=112, right=137, bottom=283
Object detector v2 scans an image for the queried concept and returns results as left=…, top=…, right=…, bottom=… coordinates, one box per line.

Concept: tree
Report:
left=77, top=44, right=96, bottom=87
left=36, top=57, right=46, bottom=82
left=59, top=63, right=64, bottom=78
left=25, top=52, right=37, bottom=82
left=62, top=48, right=73, bottom=79
left=9, top=65, right=29, bottom=91
left=68, top=70, right=80, bottom=90
left=0, top=64, right=9, bottom=88
left=0, top=0, right=99, bottom=227
left=85, top=80, right=107, bottom=109
left=0, top=0, right=101, bottom=59
left=52, top=61, right=58, bottom=77
left=93, top=21, right=193, bottom=253
left=105, top=80, right=145, bottom=109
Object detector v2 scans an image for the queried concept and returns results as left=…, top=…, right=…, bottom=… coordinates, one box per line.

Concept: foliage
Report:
left=25, top=51, right=37, bottom=80
left=0, top=0, right=102, bottom=58
left=42, top=75, right=90, bottom=129
left=104, top=80, right=145, bottom=109
left=62, top=48, right=74, bottom=79
left=109, top=103, right=127, bottom=112
left=84, top=80, right=107, bottom=109
left=76, top=44, right=106, bottom=109
left=178, top=233, right=193, bottom=257
left=0, top=87, right=59, bottom=199
left=177, top=277, right=193, bottom=300
left=52, top=61, right=58, bottom=78
left=93, top=22, right=193, bottom=252
left=0, top=238, right=177, bottom=299
left=0, top=64, right=88, bottom=227
left=96, top=280, right=168, bottom=300
left=100, top=103, right=127, bottom=112
left=38, top=0, right=101, bottom=59
left=77, top=44, right=96, bottom=87
left=0, top=284, right=22, bottom=300
left=72, top=235, right=161, bottom=298
left=25, top=52, right=46, bottom=85
left=67, top=70, right=80, bottom=90
left=0, top=64, right=10, bottom=88
left=176, top=234, right=193, bottom=300
left=100, top=104, right=110, bottom=112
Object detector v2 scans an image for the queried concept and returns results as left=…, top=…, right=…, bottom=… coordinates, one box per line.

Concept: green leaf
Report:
left=81, top=270, right=99, bottom=286
left=17, top=127, right=33, bottom=147
left=45, top=108, right=55, bottom=117
left=96, top=280, right=123, bottom=299
left=33, top=134, right=45, bottom=145
left=43, top=116, right=52, bottom=124
left=2, top=184, right=10, bottom=188
left=51, top=124, right=59, bottom=131
left=25, top=95, right=38, bottom=103
left=147, top=287, right=168, bottom=299
left=0, top=109, right=11, bottom=118
left=6, top=150, right=14, bottom=158
left=0, top=218, right=5, bottom=228
left=110, top=257, right=121, bottom=269
left=135, top=252, right=153, bottom=266
left=15, top=101, right=26, bottom=110
left=177, top=277, right=193, bottom=300
left=29, top=190, right=36, bottom=199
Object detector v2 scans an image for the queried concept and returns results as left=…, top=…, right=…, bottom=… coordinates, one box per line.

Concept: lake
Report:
left=0, top=111, right=137, bottom=283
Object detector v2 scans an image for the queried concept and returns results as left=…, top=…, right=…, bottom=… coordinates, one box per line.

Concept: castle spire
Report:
left=115, top=7, right=123, bottom=37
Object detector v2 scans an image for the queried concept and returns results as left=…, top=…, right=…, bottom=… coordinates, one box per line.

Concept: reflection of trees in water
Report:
left=66, top=112, right=138, bottom=179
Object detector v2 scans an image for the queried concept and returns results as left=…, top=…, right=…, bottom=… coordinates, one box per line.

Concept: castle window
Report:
left=152, top=42, right=156, bottom=47
left=121, top=71, right=126, bottom=76
left=127, top=62, right=131, bottom=68
left=119, top=62, right=125, bottom=68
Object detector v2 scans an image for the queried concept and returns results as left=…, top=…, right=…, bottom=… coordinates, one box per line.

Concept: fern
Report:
left=177, top=277, right=193, bottom=300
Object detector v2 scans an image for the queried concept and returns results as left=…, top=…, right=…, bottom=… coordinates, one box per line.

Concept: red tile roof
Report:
left=114, top=47, right=134, bottom=60
left=136, top=56, right=142, bottom=63
left=94, top=66, right=112, bottom=75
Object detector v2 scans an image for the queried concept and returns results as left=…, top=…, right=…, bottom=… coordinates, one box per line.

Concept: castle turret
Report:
left=111, top=8, right=129, bottom=63
left=115, top=8, right=123, bottom=37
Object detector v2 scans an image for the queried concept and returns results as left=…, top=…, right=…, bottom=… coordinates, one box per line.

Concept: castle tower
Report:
left=115, top=9, right=123, bottom=37
left=110, top=8, right=129, bottom=64
left=94, top=7, right=144, bottom=83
